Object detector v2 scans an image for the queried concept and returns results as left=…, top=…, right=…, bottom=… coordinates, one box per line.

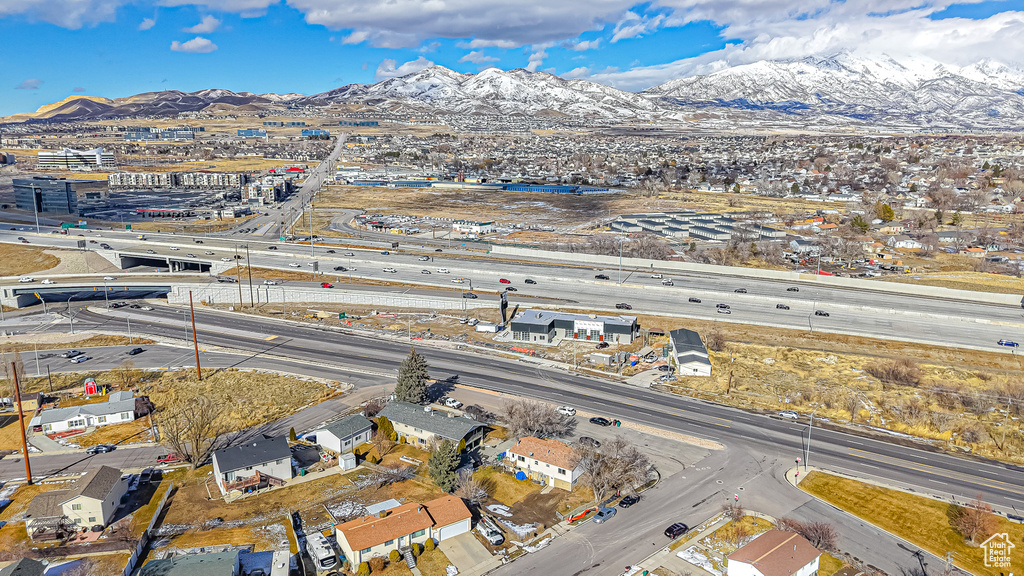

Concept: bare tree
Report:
left=722, top=501, right=744, bottom=520
left=454, top=469, right=488, bottom=505
left=156, top=393, right=225, bottom=467
left=111, top=517, right=141, bottom=550
left=706, top=331, right=726, bottom=352
left=114, top=360, right=140, bottom=390
left=574, top=436, right=652, bottom=501
left=776, top=518, right=838, bottom=552
left=371, top=429, right=396, bottom=459
left=363, top=466, right=415, bottom=490
left=499, top=399, right=576, bottom=439
left=953, top=494, right=996, bottom=544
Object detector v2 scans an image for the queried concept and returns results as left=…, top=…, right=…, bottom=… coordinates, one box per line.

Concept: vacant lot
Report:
left=72, top=416, right=154, bottom=448
left=801, top=471, right=1022, bottom=576
left=877, top=270, right=1024, bottom=294
left=0, top=243, right=61, bottom=277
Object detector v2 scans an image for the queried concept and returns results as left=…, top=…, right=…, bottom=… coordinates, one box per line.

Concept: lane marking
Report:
left=264, top=335, right=278, bottom=341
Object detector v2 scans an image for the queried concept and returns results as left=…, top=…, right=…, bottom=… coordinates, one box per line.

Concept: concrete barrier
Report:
left=168, top=284, right=489, bottom=311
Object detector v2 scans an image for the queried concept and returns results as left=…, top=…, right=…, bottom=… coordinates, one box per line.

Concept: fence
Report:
left=122, top=484, right=175, bottom=576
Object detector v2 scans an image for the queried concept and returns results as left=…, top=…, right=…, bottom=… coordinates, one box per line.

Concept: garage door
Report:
left=437, top=520, right=469, bottom=541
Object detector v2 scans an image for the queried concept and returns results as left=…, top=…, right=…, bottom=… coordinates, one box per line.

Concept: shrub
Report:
left=411, top=543, right=423, bottom=557
left=363, top=400, right=383, bottom=417
left=358, top=562, right=370, bottom=576
left=389, top=550, right=401, bottom=563
left=706, top=331, right=726, bottom=352
left=366, top=454, right=380, bottom=465
left=424, top=538, right=435, bottom=552
left=368, top=556, right=385, bottom=573
left=458, top=439, right=466, bottom=453
left=865, top=358, right=920, bottom=387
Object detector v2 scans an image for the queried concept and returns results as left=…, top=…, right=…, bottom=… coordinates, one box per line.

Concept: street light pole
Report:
left=618, top=233, right=623, bottom=285
left=66, top=294, right=77, bottom=334
left=804, top=407, right=818, bottom=472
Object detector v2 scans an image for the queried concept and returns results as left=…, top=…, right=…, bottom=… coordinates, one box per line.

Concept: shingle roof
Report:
left=25, top=490, right=68, bottom=520
left=509, top=436, right=577, bottom=470
left=213, top=435, right=291, bottom=474
left=139, top=550, right=240, bottom=576
left=670, top=329, right=707, bottom=355
left=0, top=558, right=46, bottom=576
left=336, top=495, right=471, bottom=551
left=65, top=465, right=124, bottom=502
left=727, top=530, right=821, bottom=576
left=321, top=414, right=373, bottom=441
left=376, top=402, right=482, bottom=442
left=35, top=398, right=137, bottom=425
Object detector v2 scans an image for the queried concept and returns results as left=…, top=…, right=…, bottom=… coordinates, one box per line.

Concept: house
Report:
left=335, top=495, right=472, bottom=566
left=669, top=328, right=712, bottom=377
left=211, top=435, right=293, bottom=495
left=376, top=402, right=485, bottom=450
left=727, top=530, right=821, bottom=576
left=29, top=391, right=137, bottom=434
left=24, top=465, right=130, bottom=537
left=315, top=414, right=373, bottom=455
left=506, top=436, right=583, bottom=490
left=0, top=558, right=46, bottom=576
left=139, top=550, right=240, bottom=576
left=878, top=224, right=906, bottom=235
left=886, top=235, right=923, bottom=250
left=959, top=247, right=987, bottom=258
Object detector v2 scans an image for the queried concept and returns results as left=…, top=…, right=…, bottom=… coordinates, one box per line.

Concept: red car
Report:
left=156, top=453, right=180, bottom=464
left=499, top=278, right=511, bottom=284
left=321, top=282, right=334, bottom=288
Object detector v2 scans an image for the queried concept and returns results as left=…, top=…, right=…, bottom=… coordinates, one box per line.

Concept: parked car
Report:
left=589, top=416, right=611, bottom=426
left=499, top=278, right=511, bottom=284
left=524, top=278, right=536, bottom=284
left=476, top=516, right=505, bottom=545
left=615, top=303, right=632, bottom=310
left=787, top=287, right=800, bottom=292
left=156, top=453, right=181, bottom=464
left=814, top=310, right=830, bottom=317
left=997, top=339, right=1020, bottom=347
left=778, top=410, right=799, bottom=419
left=321, top=283, right=334, bottom=288
left=593, top=507, right=617, bottom=523
left=578, top=436, right=601, bottom=448
left=619, top=494, right=641, bottom=508
left=657, top=365, right=672, bottom=372
left=443, top=397, right=463, bottom=409
left=462, top=292, right=478, bottom=299
left=127, top=348, right=145, bottom=356
left=776, top=304, right=790, bottom=310
left=86, top=444, right=116, bottom=455
left=139, top=468, right=154, bottom=484
left=688, top=297, right=701, bottom=303
left=595, top=274, right=610, bottom=280
left=596, top=341, right=610, bottom=349
left=557, top=406, right=576, bottom=416
left=60, top=350, right=81, bottom=358
left=665, top=523, right=690, bottom=538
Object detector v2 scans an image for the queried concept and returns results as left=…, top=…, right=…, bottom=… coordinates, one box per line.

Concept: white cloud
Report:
left=157, top=0, right=275, bottom=15
left=15, top=78, right=43, bottom=90
left=458, top=51, right=499, bottom=64
left=566, top=39, right=601, bottom=51
left=420, top=41, right=441, bottom=53
left=561, top=66, right=592, bottom=79
left=138, top=17, right=156, bottom=30
left=374, top=56, right=435, bottom=81
left=170, top=36, right=218, bottom=53
left=288, top=0, right=637, bottom=48
left=0, top=0, right=125, bottom=29
left=611, top=11, right=665, bottom=42
left=526, top=48, right=548, bottom=72
left=183, top=15, right=220, bottom=33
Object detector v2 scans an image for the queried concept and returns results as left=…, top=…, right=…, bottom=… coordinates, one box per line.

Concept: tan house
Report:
left=335, top=495, right=472, bottom=566
left=727, top=530, right=821, bottom=576
left=506, top=436, right=583, bottom=490
left=24, top=466, right=129, bottom=539
left=959, top=247, right=987, bottom=258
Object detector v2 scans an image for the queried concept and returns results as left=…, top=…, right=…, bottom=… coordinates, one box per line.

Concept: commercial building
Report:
left=727, top=530, right=821, bottom=576
left=668, top=328, right=712, bottom=377
left=0, top=151, right=15, bottom=165
left=509, top=309, right=639, bottom=345
left=335, top=495, right=472, bottom=566
left=14, top=176, right=107, bottom=215
left=452, top=220, right=494, bottom=234
left=37, top=147, right=115, bottom=170
left=506, top=436, right=583, bottom=490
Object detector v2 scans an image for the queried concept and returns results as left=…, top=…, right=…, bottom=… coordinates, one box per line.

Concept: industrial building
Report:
left=452, top=220, right=494, bottom=234
left=668, top=328, right=712, bottom=377
left=237, top=129, right=267, bottom=139
left=14, top=176, right=107, bottom=215
left=301, top=129, right=330, bottom=137
left=339, top=119, right=379, bottom=127
left=509, top=309, right=639, bottom=345
left=37, top=147, right=115, bottom=171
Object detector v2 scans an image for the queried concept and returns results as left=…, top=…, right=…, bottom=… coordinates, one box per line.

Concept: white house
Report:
left=24, top=466, right=129, bottom=537
left=212, top=435, right=293, bottom=495
left=335, top=495, right=471, bottom=566
left=506, top=436, right=583, bottom=491
left=376, top=402, right=485, bottom=450
left=452, top=220, right=494, bottom=234
left=726, top=530, right=821, bottom=576
left=315, top=414, right=373, bottom=455
left=30, top=391, right=137, bottom=434
left=669, top=328, right=712, bottom=377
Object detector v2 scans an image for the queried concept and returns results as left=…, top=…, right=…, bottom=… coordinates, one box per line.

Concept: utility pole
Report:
left=189, top=291, right=202, bottom=381
left=804, top=407, right=818, bottom=471
left=234, top=244, right=243, bottom=308
left=127, top=317, right=132, bottom=344
left=245, top=245, right=254, bottom=306
left=12, top=363, right=32, bottom=484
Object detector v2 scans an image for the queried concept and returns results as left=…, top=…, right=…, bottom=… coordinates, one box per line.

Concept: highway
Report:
left=4, top=225, right=1023, bottom=355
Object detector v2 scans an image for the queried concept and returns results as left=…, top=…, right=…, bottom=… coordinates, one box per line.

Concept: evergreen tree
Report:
left=288, top=427, right=298, bottom=442
left=377, top=416, right=397, bottom=441
left=428, top=439, right=460, bottom=492
left=877, top=203, right=895, bottom=222
left=934, top=209, right=944, bottom=224
left=951, top=211, right=964, bottom=227
left=790, top=182, right=800, bottom=194
left=850, top=215, right=869, bottom=234
left=395, top=347, right=429, bottom=404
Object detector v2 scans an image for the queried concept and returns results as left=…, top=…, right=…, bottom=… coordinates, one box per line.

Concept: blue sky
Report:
left=1, top=0, right=1022, bottom=116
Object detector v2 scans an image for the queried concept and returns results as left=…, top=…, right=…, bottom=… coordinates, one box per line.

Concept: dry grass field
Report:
left=0, top=243, right=61, bottom=277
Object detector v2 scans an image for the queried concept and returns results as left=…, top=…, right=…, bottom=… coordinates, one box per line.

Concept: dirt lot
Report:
left=0, top=243, right=61, bottom=277
left=877, top=269, right=1024, bottom=294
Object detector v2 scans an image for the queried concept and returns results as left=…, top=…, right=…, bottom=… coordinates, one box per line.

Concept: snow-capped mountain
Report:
left=646, top=52, right=1024, bottom=128
left=307, top=66, right=660, bottom=118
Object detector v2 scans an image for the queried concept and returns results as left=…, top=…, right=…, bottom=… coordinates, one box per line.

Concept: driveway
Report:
left=439, top=531, right=493, bottom=572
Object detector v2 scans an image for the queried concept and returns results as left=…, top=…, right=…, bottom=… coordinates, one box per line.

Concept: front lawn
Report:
left=72, top=416, right=153, bottom=447
left=415, top=547, right=453, bottom=576
left=473, top=466, right=540, bottom=506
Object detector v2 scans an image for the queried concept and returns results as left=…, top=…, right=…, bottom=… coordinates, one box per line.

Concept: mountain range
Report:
left=5, top=52, right=1024, bottom=130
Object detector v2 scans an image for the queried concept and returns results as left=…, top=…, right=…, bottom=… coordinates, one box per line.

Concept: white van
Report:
left=437, top=268, right=449, bottom=274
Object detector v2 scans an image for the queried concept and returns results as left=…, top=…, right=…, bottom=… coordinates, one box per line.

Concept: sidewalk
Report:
left=637, top=514, right=730, bottom=576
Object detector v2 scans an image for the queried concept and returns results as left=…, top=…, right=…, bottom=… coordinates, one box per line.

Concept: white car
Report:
left=221, top=257, right=232, bottom=262
left=140, top=306, right=154, bottom=311
left=443, top=397, right=463, bottom=409
left=437, top=268, right=449, bottom=274
left=651, top=273, right=663, bottom=279
left=421, top=270, right=431, bottom=274
left=169, top=246, right=179, bottom=251
left=263, top=280, right=277, bottom=285
left=557, top=406, right=577, bottom=416
left=103, top=276, right=117, bottom=281
left=383, top=267, right=397, bottom=273
left=205, top=251, right=214, bottom=255
left=41, top=279, right=55, bottom=284
left=344, top=252, right=354, bottom=257
left=778, top=410, right=800, bottom=419
left=18, top=277, right=34, bottom=283
left=70, top=355, right=89, bottom=364
left=418, top=256, right=430, bottom=261
left=451, top=277, right=464, bottom=284
left=289, top=263, right=301, bottom=268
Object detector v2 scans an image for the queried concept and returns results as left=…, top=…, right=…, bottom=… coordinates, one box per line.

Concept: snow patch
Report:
left=486, top=504, right=513, bottom=517
left=676, top=546, right=723, bottom=576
